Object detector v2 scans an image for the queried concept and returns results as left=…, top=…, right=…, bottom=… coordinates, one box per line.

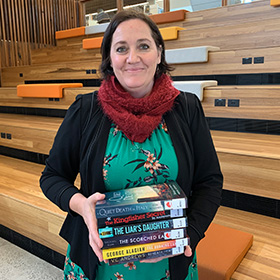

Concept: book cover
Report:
left=96, top=181, right=187, bottom=219
left=108, top=245, right=188, bottom=265
left=102, top=238, right=189, bottom=260
left=102, top=228, right=188, bottom=248
left=98, top=208, right=187, bottom=228
left=99, top=217, right=188, bottom=239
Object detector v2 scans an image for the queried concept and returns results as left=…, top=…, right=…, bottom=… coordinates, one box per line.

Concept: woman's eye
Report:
left=116, top=46, right=127, bottom=53
left=139, top=44, right=149, bottom=50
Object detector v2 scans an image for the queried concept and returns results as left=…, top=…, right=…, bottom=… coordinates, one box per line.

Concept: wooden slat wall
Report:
left=0, top=0, right=80, bottom=68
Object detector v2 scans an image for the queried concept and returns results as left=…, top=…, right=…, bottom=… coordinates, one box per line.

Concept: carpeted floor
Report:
left=0, top=237, right=63, bottom=280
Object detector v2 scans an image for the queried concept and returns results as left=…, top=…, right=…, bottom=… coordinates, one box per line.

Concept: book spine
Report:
left=96, top=198, right=187, bottom=219
left=98, top=208, right=187, bottom=227
left=108, top=245, right=188, bottom=265
left=102, top=228, right=188, bottom=248
left=99, top=217, right=188, bottom=239
left=102, top=238, right=189, bottom=260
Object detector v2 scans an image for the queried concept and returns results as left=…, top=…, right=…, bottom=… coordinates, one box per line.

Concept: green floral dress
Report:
left=64, top=121, right=198, bottom=280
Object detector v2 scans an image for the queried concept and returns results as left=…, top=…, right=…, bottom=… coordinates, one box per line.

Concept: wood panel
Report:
left=31, top=44, right=101, bottom=65
left=0, top=86, right=98, bottom=110
left=203, top=85, right=280, bottom=121
left=0, top=155, right=67, bottom=255
left=211, top=130, right=280, bottom=199
left=163, top=0, right=280, bottom=51
left=0, top=113, right=62, bottom=154
left=214, top=206, right=280, bottom=280
left=0, top=0, right=80, bottom=68
left=5, top=46, right=280, bottom=87
left=217, top=152, right=280, bottom=200
left=170, top=46, right=280, bottom=76
left=211, top=130, right=280, bottom=160
left=1, top=60, right=101, bottom=87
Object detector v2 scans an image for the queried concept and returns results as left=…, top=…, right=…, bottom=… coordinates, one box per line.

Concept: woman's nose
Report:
left=127, top=49, right=140, bottom=64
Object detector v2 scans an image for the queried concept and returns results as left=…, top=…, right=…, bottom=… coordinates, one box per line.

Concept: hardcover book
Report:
left=99, top=217, right=188, bottom=239
left=102, top=238, right=189, bottom=260
left=108, top=245, right=188, bottom=265
left=96, top=181, right=187, bottom=219
left=98, top=208, right=187, bottom=228
left=102, top=228, right=188, bottom=248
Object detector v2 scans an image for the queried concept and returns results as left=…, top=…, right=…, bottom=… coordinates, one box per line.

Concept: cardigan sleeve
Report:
left=187, top=93, right=223, bottom=251
left=40, top=95, right=83, bottom=214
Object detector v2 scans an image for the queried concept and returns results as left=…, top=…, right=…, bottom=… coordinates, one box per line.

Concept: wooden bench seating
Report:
left=0, top=87, right=97, bottom=110
left=0, top=155, right=67, bottom=255
left=211, top=130, right=280, bottom=200
left=31, top=44, right=101, bottom=65
left=0, top=113, right=62, bottom=154
left=203, top=85, right=280, bottom=120
left=164, top=0, right=280, bottom=51
left=0, top=107, right=279, bottom=205
left=1, top=159, right=279, bottom=280
left=7, top=45, right=280, bottom=87
left=1, top=60, right=101, bottom=87
left=171, top=46, right=280, bottom=76
left=0, top=91, right=279, bottom=279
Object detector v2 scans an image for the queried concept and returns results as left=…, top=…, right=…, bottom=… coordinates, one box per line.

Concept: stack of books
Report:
left=96, top=181, right=189, bottom=265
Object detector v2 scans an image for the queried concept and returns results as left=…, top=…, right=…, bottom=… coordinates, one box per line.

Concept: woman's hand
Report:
left=140, top=245, right=192, bottom=263
left=69, top=192, right=106, bottom=262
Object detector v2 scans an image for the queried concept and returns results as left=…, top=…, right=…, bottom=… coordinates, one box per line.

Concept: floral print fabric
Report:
left=103, top=122, right=178, bottom=191
left=64, top=121, right=199, bottom=280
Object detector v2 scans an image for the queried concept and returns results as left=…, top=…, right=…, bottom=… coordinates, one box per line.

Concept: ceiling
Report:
left=85, top=0, right=146, bottom=14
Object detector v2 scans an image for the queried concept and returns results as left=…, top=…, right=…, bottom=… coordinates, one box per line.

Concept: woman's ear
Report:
left=157, top=45, right=162, bottom=64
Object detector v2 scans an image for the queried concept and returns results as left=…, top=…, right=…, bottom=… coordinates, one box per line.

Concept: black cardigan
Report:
left=40, top=91, right=223, bottom=280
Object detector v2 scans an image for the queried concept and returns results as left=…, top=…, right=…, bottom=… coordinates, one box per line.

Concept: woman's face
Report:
left=110, top=19, right=161, bottom=98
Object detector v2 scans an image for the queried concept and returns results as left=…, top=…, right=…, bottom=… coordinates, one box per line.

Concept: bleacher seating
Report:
left=203, top=85, right=280, bottom=120
left=0, top=82, right=279, bottom=279
left=0, top=86, right=97, bottom=110
left=1, top=1, right=280, bottom=279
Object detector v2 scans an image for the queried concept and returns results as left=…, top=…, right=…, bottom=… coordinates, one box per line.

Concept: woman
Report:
left=40, top=10, right=223, bottom=280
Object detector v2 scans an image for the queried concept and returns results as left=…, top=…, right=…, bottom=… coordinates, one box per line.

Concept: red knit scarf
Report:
left=98, top=74, right=180, bottom=143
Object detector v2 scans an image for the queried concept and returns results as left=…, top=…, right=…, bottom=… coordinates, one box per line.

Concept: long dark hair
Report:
left=100, top=9, right=173, bottom=80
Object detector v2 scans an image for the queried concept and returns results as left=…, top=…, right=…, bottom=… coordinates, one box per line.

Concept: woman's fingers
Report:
left=84, top=192, right=106, bottom=261
left=89, top=233, right=104, bottom=262
left=184, top=245, right=192, bottom=257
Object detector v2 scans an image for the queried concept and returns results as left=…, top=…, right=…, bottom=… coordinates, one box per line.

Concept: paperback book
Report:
left=98, top=208, right=187, bottom=228
left=102, top=228, right=188, bottom=248
left=99, top=217, right=188, bottom=239
left=108, top=244, right=188, bottom=265
left=102, top=238, right=189, bottom=260
left=96, top=181, right=187, bottom=219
